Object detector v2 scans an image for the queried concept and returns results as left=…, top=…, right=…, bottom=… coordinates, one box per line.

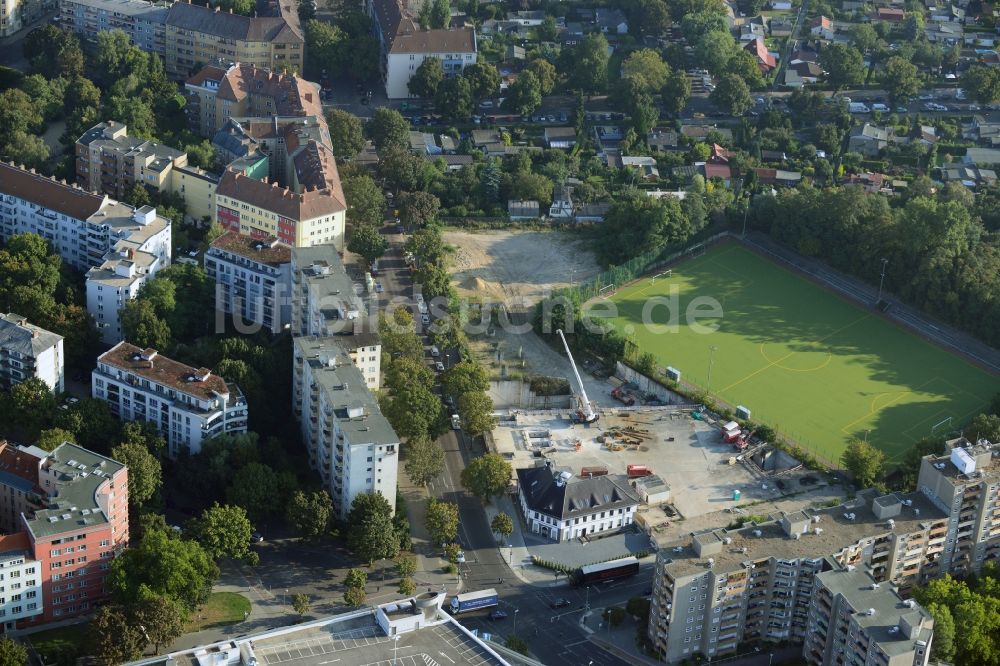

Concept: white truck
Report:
left=849, top=102, right=871, bottom=113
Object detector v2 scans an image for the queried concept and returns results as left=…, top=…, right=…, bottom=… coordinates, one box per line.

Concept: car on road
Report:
left=435, top=361, right=445, bottom=372
left=251, top=532, right=264, bottom=543
left=551, top=599, right=572, bottom=609
left=430, top=345, right=440, bottom=357
left=489, top=609, right=508, bottom=620
left=558, top=112, right=568, bottom=122
left=456, top=550, right=466, bottom=563
left=375, top=283, right=384, bottom=293
left=479, top=100, right=494, bottom=109
left=896, top=106, right=908, bottom=113
left=421, top=314, right=430, bottom=325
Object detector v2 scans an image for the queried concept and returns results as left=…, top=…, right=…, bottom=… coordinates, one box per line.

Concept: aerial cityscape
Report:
left=0, top=0, right=997, bottom=663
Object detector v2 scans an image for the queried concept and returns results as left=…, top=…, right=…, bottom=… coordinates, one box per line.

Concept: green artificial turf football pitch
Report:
left=588, top=242, right=997, bottom=464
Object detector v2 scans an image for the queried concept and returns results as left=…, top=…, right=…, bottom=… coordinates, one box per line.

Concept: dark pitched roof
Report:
left=517, top=467, right=639, bottom=520
left=0, top=162, right=107, bottom=220
left=371, top=0, right=475, bottom=54
left=166, top=2, right=302, bottom=43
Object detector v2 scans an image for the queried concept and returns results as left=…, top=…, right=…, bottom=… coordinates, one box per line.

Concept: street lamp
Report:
left=513, top=608, right=519, bottom=637
left=393, top=635, right=400, bottom=666
left=741, top=192, right=753, bottom=237
left=876, top=258, right=889, bottom=303
left=585, top=586, right=591, bottom=612
left=707, top=345, right=719, bottom=395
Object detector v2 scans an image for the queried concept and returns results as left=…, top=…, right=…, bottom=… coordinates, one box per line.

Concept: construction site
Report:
left=490, top=330, right=843, bottom=533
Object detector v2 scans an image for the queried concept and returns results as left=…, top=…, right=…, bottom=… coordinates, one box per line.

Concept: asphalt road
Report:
left=373, top=226, right=646, bottom=665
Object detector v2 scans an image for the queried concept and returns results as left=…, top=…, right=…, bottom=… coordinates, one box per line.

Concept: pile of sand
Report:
left=462, top=276, right=492, bottom=291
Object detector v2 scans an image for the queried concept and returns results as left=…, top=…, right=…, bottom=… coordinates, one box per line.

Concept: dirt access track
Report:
left=445, top=230, right=601, bottom=307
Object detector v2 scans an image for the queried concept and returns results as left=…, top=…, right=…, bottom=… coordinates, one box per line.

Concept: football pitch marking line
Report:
left=720, top=313, right=872, bottom=394
left=838, top=378, right=938, bottom=435
left=759, top=344, right=833, bottom=372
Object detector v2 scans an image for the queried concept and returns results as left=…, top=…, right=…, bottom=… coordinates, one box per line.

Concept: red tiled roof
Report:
left=704, top=163, right=732, bottom=180
left=0, top=162, right=106, bottom=220
left=99, top=342, right=230, bottom=401
left=745, top=39, right=777, bottom=70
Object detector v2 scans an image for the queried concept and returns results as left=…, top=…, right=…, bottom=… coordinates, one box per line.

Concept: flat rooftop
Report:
left=817, top=566, right=933, bottom=657
left=209, top=231, right=292, bottom=266
left=97, top=342, right=230, bottom=402
left=128, top=600, right=511, bottom=666
left=660, top=489, right=947, bottom=578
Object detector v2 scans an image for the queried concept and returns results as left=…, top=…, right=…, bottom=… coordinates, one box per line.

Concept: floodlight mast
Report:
left=556, top=328, right=598, bottom=423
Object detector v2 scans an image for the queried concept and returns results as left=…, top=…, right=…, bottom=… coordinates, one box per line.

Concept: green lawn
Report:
left=590, top=242, right=997, bottom=464
left=28, top=623, right=89, bottom=666
left=185, top=592, right=251, bottom=632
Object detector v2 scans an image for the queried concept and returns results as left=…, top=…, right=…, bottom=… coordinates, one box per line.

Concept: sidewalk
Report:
left=579, top=608, right=661, bottom=666
left=483, top=494, right=566, bottom=588
left=397, top=469, right=465, bottom=594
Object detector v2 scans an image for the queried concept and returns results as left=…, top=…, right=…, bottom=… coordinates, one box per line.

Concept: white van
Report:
left=849, top=102, right=871, bottom=113
left=871, top=103, right=889, bottom=112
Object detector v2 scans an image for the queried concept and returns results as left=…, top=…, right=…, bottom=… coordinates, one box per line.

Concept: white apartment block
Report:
left=293, top=336, right=398, bottom=519
left=1, top=0, right=49, bottom=37
left=0, top=314, right=64, bottom=393
left=291, top=246, right=380, bottom=389
left=515, top=465, right=639, bottom=542
left=84, top=205, right=171, bottom=345
left=204, top=232, right=292, bottom=335
left=0, top=539, right=43, bottom=630
left=367, top=0, right=477, bottom=99
left=92, top=342, right=248, bottom=459
left=0, top=162, right=171, bottom=273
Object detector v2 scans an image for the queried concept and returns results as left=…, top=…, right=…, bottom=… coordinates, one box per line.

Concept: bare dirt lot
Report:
left=445, top=230, right=601, bottom=307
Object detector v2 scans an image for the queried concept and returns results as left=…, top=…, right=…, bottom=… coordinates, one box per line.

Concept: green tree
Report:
left=680, top=10, right=728, bottom=42
left=457, top=391, right=496, bottom=435
left=382, top=381, right=445, bottom=440
left=505, top=635, right=529, bottom=655
left=91, top=606, right=145, bottom=665
left=109, top=528, right=219, bottom=610
left=709, top=74, right=752, bottom=116
left=121, top=299, right=171, bottom=350
left=134, top=595, right=185, bottom=653
left=227, top=462, right=293, bottom=521
left=622, top=76, right=659, bottom=136
left=0, top=89, right=42, bottom=143
left=695, top=30, right=737, bottom=76
left=0, top=638, right=26, bottom=666
left=111, top=441, right=162, bottom=508
left=969, top=413, right=1000, bottom=442
left=841, top=439, right=886, bottom=488
left=622, top=49, right=669, bottom=92
left=119, top=420, right=166, bottom=455
left=379, top=146, right=426, bottom=191
left=347, top=224, right=390, bottom=270
left=490, top=512, right=513, bottom=542
left=425, top=498, right=459, bottom=545
left=505, top=70, right=542, bottom=116
left=292, top=593, right=310, bottom=616
left=36, top=427, right=75, bottom=452
left=430, top=0, right=450, bottom=28
left=189, top=503, right=254, bottom=562
left=344, top=585, right=366, bottom=606
left=850, top=23, right=879, bottom=55
left=326, top=109, right=366, bottom=159
left=398, top=576, right=417, bottom=595
left=409, top=57, right=444, bottom=98
left=395, top=554, right=417, bottom=578
left=286, top=490, right=333, bottom=539
left=511, top=171, right=554, bottom=206
left=403, top=435, right=445, bottom=486
left=662, top=69, right=691, bottom=117
left=925, top=602, right=955, bottom=662
left=435, top=75, right=473, bottom=120
left=345, top=567, right=368, bottom=589
left=368, top=107, right=410, bottom=151
left=960, top=64, right=1000, bottom=104
left=461, top=453, right=512, bottom=502
left=2, top=131, right=48, bottom=169
left=397, top=191, right=440, bottom=229
left=183, top=139, right=216, bottom=169
left=343, top=175, right=387, bottom=227
left=442, top=361, right=488, bottom=397
left=573, top=34, right=609, bottom=93
left=820, top=43, right=865, bottom=90
left=881, top=56, right=922, bottom=106
left=538, top=15, right=558, bottom=41
left=347, top=492, right=399, bottom=564
left=525, top=59, right=556, bottom=95
left=463, top=62, right=501, bottom=101
left=6, top=378, right=56, bottom=441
